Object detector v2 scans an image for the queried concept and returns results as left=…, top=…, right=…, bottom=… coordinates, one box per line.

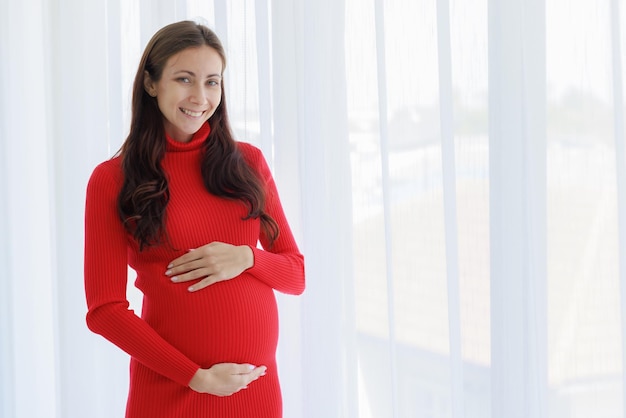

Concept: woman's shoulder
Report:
left=236, top=142, right=273, bottom=183
left=87, top=156, right=123, bottom=190
left=236, top=141, right=266, bottom=167
left=236, top=141, right=262, bottom=157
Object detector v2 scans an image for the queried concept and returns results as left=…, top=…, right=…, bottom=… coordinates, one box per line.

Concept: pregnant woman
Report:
left=84, top=20, right=305, bottom=418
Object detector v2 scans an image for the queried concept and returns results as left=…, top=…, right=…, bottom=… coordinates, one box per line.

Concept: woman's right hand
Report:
left=188, top=363, right=267, bottom=396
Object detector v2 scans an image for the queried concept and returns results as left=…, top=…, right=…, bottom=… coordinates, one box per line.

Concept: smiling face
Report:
left=144, top=45, right=223, bottom=143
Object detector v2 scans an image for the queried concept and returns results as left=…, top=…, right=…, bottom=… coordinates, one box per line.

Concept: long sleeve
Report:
left=240, top=144, right=306, bottom=295
left=84, top=161, right=200, bottom=387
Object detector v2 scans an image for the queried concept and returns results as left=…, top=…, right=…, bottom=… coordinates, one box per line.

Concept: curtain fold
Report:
left=290, top=0, right=357, bottom=416
left=609, top=0, right=626, bottom=413
left=372, top=0, right=400, bottom=415
left=0, top=0, right=58, bottom=417
left=1, top=0, right=625, bottom=417
left=436, top=0, right=465, bottom=416
left=488, top=0, right=548, bottom=416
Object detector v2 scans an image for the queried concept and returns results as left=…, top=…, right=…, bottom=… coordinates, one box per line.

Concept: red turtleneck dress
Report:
left=84, top=123, right=304, bottom=418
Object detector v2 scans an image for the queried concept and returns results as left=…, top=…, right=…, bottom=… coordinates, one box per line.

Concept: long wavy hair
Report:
left=117, top=20, right=279, bottom=250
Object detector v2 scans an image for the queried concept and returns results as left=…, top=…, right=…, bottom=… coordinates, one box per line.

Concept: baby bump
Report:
left=140, top=273, right=279, bottom=367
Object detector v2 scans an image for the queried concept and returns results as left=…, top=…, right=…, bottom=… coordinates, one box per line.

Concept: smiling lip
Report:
left=180, top=108, right=204, bottom=117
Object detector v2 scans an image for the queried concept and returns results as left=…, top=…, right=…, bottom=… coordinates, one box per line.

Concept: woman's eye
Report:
left=178, top=77, right=190, bottom=83
left=208, top=80, right=220, bottom=87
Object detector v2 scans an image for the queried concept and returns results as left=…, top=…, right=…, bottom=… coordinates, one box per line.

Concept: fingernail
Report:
left=188, top=286, right=194, bottom=292
left=170, top=276, right=178, bottom=282
left=167, top=263, right=173, bottom=268
left=249, top=365, right=255, bottom=370
left=165, top=269, right=172, bottom=276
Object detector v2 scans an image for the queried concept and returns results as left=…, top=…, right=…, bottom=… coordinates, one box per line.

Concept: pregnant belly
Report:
left=139, top=273, right=279, bottom=367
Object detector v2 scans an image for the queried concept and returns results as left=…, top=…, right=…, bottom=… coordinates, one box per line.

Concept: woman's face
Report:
left=144, top=45, right=223, bottom=143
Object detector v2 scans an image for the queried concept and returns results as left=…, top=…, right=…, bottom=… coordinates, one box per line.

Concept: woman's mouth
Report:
left=180, top=108, right=204, bottom=117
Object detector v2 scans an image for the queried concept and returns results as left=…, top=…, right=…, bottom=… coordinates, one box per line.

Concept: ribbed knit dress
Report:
left=84, top=122, right=305, bottom=418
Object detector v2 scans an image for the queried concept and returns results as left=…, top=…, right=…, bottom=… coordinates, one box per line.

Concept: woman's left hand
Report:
left=165, top=242, right=254, bottom=292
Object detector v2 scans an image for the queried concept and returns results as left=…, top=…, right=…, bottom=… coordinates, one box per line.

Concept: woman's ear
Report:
left=143, top=71, right=157, bottom=97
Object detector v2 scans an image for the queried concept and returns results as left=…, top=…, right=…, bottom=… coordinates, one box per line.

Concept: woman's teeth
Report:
left=181, top=108, right=203, bottom=117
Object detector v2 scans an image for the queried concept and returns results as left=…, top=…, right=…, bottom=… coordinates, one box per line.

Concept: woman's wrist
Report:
left=240, top=245, right=254, bottom=270
left=189, top=368, right=210, bottom=393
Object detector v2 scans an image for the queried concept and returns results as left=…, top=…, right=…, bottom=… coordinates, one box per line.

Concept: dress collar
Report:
left=165, top=122, right=211, bottom=152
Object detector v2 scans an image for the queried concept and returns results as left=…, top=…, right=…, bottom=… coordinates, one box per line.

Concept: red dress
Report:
left=84, top=123, right=305, bottom=417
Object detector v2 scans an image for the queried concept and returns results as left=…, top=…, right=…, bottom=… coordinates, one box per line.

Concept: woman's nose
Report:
left=190, top=85, right=208, bottom=104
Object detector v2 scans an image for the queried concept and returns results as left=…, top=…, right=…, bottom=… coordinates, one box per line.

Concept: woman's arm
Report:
left=84, top=161, right=201, bottom=387
left=242, top=144, right=305, bottom=295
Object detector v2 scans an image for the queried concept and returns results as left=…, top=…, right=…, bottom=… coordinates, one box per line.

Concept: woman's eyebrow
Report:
left=173, top=70, right=222, bottom=78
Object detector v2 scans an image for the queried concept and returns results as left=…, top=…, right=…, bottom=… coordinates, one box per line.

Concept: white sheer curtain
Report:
left=1, top=0, right=625, bottom=417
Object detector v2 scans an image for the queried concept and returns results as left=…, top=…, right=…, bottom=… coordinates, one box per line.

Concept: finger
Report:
left=166, top=259, right=209, bottom=278
left=169, top=266, right=213, bottom=283
left=167, top=248, right=198, bottom=269
left=254, top=366, right=268, bottom=378
left=233, top=364, right=258, bottom=375
left=242, top=366, right=267, bottom=386
left=238, top=365, right=267, bottom=379
left=187, top=276, right=217, bottom=292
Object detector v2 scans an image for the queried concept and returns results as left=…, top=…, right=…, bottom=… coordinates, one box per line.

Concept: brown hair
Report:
left=117, top=20, right=278, bottom=250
